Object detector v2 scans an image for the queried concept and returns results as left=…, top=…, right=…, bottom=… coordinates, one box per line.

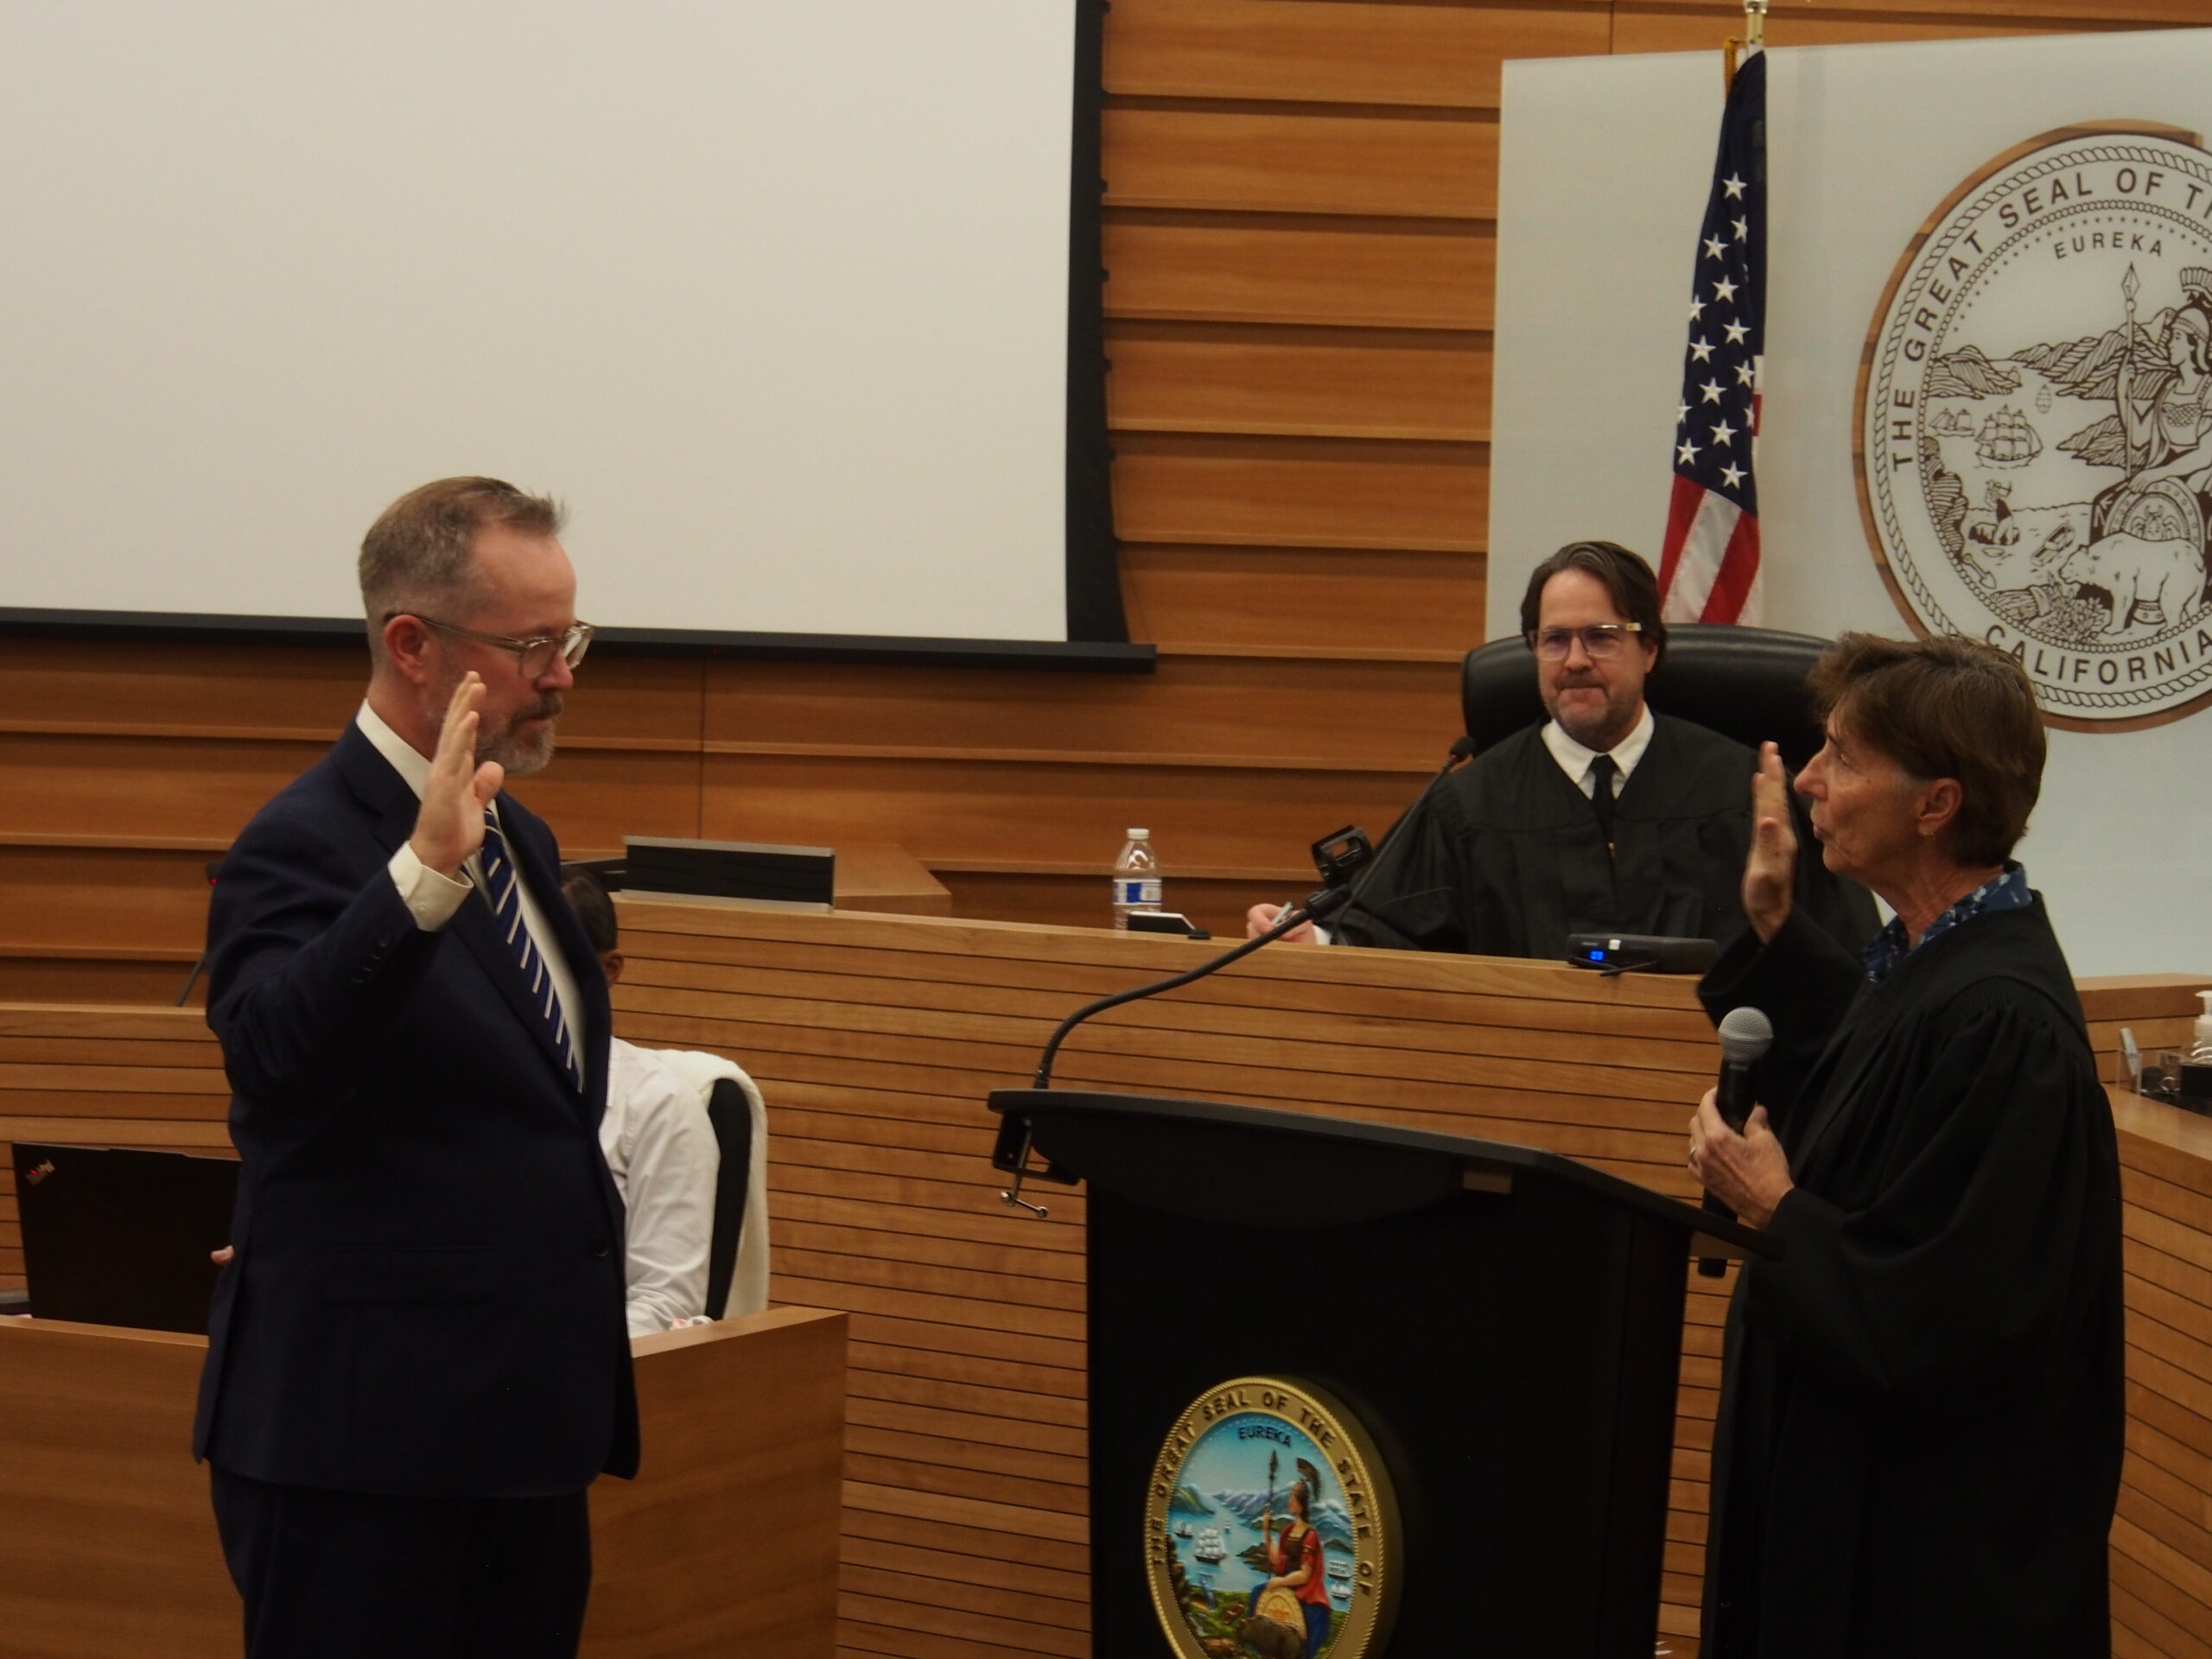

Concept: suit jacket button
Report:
left=590, top=1239, right=612, bottom=1258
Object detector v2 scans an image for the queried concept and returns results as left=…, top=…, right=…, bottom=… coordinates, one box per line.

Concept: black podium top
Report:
left=989, top=1088, right=1775, bottom=1259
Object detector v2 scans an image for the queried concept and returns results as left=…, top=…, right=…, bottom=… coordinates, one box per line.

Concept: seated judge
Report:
left=1688, top=633, right=2122, bottom=1657
left=563, top=871, right=770, bottom=1332
left=1247, top=540, right=1875, bottom=958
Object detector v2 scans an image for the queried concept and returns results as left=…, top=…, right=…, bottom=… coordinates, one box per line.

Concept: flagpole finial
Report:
left=1744, top=0, right=1768, bottom=49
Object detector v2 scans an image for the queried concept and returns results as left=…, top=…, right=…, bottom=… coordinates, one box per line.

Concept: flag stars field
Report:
left=1658, top=54, right=1766, bottom=624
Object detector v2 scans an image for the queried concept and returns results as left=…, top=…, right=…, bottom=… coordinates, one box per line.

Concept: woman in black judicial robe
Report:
left=1687, top=634, right=2123, bottom=1659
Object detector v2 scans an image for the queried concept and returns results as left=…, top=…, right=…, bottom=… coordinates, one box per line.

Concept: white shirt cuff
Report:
left=1314, top=924, right=1335, bottom=946
left=388, top=842, right=473, bottom=931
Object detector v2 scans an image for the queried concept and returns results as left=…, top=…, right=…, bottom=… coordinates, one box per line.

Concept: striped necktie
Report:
left=479, top=806, right=584, bottom=1092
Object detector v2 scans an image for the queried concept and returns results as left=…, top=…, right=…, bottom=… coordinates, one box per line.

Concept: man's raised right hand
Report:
left=410, top=674, right=505, bottom=879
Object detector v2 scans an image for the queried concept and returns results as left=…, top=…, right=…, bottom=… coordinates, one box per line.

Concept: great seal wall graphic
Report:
left=1858, top=124, right=2212, bottom=731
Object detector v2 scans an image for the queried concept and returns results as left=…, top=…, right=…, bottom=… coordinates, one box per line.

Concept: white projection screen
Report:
left=0, top=1, right=1116, bottom=652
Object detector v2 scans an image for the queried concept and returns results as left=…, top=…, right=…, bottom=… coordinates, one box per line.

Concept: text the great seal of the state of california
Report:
left=1859, top=126, right=2212, bottom=730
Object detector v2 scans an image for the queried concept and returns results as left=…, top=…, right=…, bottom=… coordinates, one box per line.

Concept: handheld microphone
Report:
left=1696, top=1005, right=1774, bottom=1278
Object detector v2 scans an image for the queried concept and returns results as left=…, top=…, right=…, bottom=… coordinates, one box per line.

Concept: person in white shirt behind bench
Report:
left=563, top=871, right=769, bottom=1334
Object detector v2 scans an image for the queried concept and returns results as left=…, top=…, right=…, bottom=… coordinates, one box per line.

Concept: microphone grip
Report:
left=1695, top=1059, right=1758, bottom=1279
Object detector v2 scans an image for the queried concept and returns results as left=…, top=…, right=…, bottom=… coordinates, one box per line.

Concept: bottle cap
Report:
left=2200, top=990, right=2212, bottom=1015
left=1128, top=828, right=1149, bottom=838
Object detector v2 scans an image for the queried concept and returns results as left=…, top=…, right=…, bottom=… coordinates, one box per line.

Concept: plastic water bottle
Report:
left=2191, top=991, right=2212, bottom=1062
left=1111, top=829, right=1161, bottom=930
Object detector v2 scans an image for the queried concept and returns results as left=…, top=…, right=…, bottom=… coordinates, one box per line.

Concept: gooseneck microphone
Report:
left=1029, top=883, right=1359, bottom=1093
left=1696, top=1004, right=1774, bottom=1278
left=1324, top=734, right=1476, bottom=928
left=992, top=836, right=1376, bottom=1217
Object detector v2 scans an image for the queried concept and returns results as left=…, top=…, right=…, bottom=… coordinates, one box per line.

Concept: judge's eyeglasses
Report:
left=387, top=614, right=596, bottom=678
left=1525, top=623, right=1643, bottom=661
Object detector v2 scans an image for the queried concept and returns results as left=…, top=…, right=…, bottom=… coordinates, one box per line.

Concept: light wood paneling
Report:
left=701, top=653, right=1460, bottom=771
left=0, top=1307, right=848, bottom=1659
left=10, top=951, right=2202, bottom=1653
left=0, top=842, right=218, bottom=961
left=697, top=754, right=1430, bottom=879
left=1106, top=108, right=1497, bottom=219
left=1120, top=546, right=1488, bottom=658
left=1107, top=322, right=1490, bottom=442
left=1104, top=0, right=1610, bottom=111
left=933, top=871, right=1297, bottom=940
left=1111, top=433, right=1486, bottom=552
left=1104, top=215, right=1496, bottom=329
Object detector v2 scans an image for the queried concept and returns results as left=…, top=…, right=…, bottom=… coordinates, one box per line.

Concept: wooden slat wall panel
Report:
left=697, top=754, right=1433, bottom=886
left=1106, top=109, right=1498, bottom=220
left=1103, top=0, right=1611, bottom=110
left=3, top=939, right=2205, bottom=1655
left=0, top=843, right=219, bottom=962
left=1107, top=322, right=1490, bottom=442
left=700, top=654, right=1461, bottom=771
left=1112, top=433, right=1486, bottom=552
left=1104, top=216, right=1496, bottom=330
left=1119, top=546, right=1488, bottom=659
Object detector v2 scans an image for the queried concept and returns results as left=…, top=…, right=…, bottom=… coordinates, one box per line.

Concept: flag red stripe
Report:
left=1657, top=474, right=1707, bottom=595
left=1700, top=508, right=1762, bottom=623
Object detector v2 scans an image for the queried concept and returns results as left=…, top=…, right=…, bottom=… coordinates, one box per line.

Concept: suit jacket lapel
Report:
left=332, top=727, right=584, bottom=1101
left=331, top=722, right=427, bottom=852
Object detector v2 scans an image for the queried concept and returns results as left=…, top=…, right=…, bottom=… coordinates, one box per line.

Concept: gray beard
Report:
left=480, top=720, right=556, bottom=776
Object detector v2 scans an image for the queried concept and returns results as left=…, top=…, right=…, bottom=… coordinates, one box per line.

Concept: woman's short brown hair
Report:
left=1808, top=632, right=2045, bottom=866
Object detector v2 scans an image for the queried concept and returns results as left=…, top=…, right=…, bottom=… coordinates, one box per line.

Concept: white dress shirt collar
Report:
left=356, top=699, right=434, bottom=800
left=1541, top=702, right=1656, bottom=798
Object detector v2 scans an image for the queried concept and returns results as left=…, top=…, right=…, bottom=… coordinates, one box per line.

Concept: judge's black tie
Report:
left=1589, top=753, right=1618, bottom=853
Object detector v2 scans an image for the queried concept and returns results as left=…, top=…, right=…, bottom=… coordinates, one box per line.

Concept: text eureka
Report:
left=1153, top=1383, right=1383, bottom=1586
left=1879, top=161, right=2202, bottom=477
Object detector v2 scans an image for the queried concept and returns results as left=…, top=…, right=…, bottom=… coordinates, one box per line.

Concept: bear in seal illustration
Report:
left=2058, top=529, right=2210, bottom=634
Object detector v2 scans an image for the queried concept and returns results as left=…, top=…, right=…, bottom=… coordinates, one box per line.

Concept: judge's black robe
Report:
left=1328, top=715, right=1876, bottom=960
left=1697, top=899, right=2124, bottom=1659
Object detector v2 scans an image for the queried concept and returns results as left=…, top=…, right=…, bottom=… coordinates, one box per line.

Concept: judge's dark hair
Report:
left=1808, top=632, right=2044, bottom=866
left=562, top=870, right=619, bottom=956
left=1517, top=540, right=1668, bottom=669
left=359, top=476, right=565, bottom=662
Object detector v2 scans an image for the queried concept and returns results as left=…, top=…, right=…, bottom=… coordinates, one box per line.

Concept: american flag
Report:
left=1657, top=49, right=1766, bottom=625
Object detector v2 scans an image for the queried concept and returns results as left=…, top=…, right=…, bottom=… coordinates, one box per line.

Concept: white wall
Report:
left=0, top=0, right=1075, bottom=642
left=1494, top=32, right=2212, bottom=974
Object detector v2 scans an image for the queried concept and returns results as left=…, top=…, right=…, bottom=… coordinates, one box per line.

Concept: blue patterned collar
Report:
left=1861, top=862, right=2033, bottom=984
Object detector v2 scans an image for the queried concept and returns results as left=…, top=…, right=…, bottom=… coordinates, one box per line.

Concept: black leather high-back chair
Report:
left=1460, top=621, right=1835, bottom=768
left=702, top=1076, right=755, bottom=1321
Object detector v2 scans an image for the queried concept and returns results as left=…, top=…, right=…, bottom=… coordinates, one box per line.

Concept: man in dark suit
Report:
left=195, top=477, right=638, bottom=1658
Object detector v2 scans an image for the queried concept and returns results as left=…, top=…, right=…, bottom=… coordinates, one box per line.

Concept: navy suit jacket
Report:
left=193, top=722, right=639, bottom=1497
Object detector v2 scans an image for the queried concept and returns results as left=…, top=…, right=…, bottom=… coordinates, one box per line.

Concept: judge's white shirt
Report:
left=601, top=1037, right=719, bottom=1337
left=1539, top=702, right=1655, bottom=799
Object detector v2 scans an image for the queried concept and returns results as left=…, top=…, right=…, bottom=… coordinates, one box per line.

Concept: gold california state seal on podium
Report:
left=1145, top=1376, right=1400, bottom=1659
